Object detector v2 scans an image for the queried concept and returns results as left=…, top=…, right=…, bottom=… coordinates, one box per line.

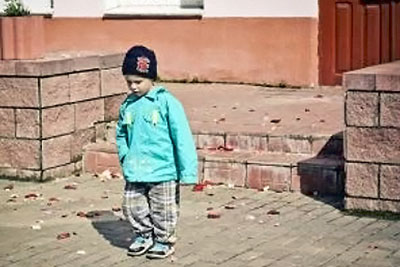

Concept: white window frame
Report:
left=103, top=0, right=203, bottom=18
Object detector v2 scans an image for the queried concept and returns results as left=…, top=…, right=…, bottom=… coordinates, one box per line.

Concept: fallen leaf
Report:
left=10, top=194, right=18, bottom=199
left=267, top=209, right=280, bottom=215
left=320, top=119, right=325, bottom=123
left=206, top=193, right=214, bottom=196
left=231, top=196, right=238, bottom=200
left=112, top=206, right=121, bottom=212
left=296, top=117, right=301, bottom=121
left=207, top=211, right=221, bottom=219
left=305, top=108, right=310, bottom=112
left=111, top=172, right=123, bottom=179
left=101, top=195, right=109, bottom=199
left=48, top=197, right=60, bottom=202
left=224, top=205, right=236, bottom=210
left=64, top=184, right=77, bottom=190
left=57, top=232, right=70, bottom=240
left=77, top=211, right=87, bottom=217
left=248, top=109, right=256, bottom=112
left=3, top=184, right=13, bottom=191
left=270, top=119, right=281, bottom=124
left=7, top=198, right=17, bottom=203
left=206, top=207, right=214, bottom=211
left=61, top=214, right=68, bottom=218
left=25, top=193, right=40, bottom=199
left=192, top=184, right=205, bottom=192
left=314, top=94, right=324, bottom=98
left=217, top=145, right=234, bottom=152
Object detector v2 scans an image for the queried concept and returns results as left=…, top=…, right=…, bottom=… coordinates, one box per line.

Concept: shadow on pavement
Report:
left=88, top=210, right=132, bottom=249
left=297, top=131, right=345, bottom=210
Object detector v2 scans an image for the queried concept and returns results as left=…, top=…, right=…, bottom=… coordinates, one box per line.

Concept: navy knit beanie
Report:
left=122, top=45, right=157, bottom=80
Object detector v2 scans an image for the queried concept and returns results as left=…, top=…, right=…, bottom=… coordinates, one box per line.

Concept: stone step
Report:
left=83, top=142, right=344, bottom=196
left=96, top=122, right=344, bottom=158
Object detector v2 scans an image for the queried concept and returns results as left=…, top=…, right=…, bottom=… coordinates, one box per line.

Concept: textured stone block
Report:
left=100, top=53, right=124, bottom=69
left=268, top=136, right=311, bottom=154
left=75, top=99, right=104, bottom=130
left=70, top=71, right=100, bottom=102
left=40, top=75, right=70, bottom=107
left=204, top=161, right=246, bottom=186
left=345, top=163, right=379, bottom=198
left=71, top=128, right=96, bottom=162
left=290, top=167, right=301, bottom=192
left=0, top=139, right=40, bottom=169
left=346, top=92, right=379, bottom=126
left=43, top=164, right=75, bottom=181
left=42, top=135, right=72, bottom=169
left=343, top=73, right=375, bottom=90
left=0, top=108, right=15, bottom=137
left=226, top=134, right=267, bottom=151
left=0, top=78, right=39, bottom=107
left=380, top=165, right=400, bottom=200
left=72, top=55, right=100, bottom=72
left=16, top=109, right=40, bottom=139
left=345, top=198, right=380, bottom=211
left=83, top=151, right=97, bottom=174
left=247, top=164, right=290, bottom=191
left=381, top=93, right=400, bottom=127
left=376, top=74, right=400, bottom=91
left=42, top=105, right=74, bottom=138
left=0, top=60, right=16, bottom=75
left=15, top=59, right=73, bottom=76
left=346, top=197, right=400, bottom=213
left=101, top=68, right=127, bottom=96
left=297, top=162, right=342, bottom=196
left=346, top=127, right=400, bottom=164
left=104, top=94, right=126, bottom=121
left=197, top=134, right=225, bottom=149
left=16, top=169, right=41, bottom=181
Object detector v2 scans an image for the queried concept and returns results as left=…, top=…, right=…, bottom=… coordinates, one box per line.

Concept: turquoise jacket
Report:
left=116, top=85, right=198, bottom=184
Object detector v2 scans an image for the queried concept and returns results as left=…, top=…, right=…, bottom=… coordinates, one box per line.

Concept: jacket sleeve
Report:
left=166, top=94, right=198, bottom=184
left=116, top=103, right=129, bottom=164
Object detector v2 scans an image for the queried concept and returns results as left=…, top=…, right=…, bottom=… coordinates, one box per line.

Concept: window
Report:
left=103, top=0, right=203, bottom=17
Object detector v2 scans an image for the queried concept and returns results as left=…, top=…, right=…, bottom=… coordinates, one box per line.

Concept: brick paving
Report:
left=0, top=174, right=399, bottom=267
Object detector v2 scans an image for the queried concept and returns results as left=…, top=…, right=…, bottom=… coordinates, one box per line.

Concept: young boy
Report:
left=116, top=45, right=198, bottom=259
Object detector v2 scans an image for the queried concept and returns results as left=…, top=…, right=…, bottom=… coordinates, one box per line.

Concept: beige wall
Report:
left=45, top=17, right=318, bottom=86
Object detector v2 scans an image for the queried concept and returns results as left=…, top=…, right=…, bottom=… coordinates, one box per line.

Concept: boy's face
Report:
left=124, top=75, right=153, bottom=97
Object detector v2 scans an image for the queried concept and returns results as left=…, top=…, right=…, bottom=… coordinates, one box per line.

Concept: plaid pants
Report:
left=122, top=180, right=180, bottom=244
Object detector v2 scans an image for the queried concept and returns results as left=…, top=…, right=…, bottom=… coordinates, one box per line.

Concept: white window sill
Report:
left=103, top=5, right=203, bottom=18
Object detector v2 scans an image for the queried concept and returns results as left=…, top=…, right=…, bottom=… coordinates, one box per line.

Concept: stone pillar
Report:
left=0, top=53, right=127, bottom=181
left=344, top=61, right=400, bottom=213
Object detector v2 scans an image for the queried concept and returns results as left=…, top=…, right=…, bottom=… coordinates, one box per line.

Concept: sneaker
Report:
left=127, top=235, right=154, bottom=256
left=146, top=242, right=175, bottom=259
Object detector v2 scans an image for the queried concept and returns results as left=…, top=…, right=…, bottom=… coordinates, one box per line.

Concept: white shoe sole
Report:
left=127, top=243, right=153, bottom=257
left=146, top=247, right=175, bottom=259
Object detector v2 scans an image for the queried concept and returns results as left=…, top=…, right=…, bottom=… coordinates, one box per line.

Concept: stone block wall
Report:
left=0, top=53, right=127, bottom=181
left=344, top=61, right=400, bottom=213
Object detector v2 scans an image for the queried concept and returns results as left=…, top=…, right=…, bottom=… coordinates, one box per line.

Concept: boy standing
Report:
left=116, top=45, right=198, bottom=259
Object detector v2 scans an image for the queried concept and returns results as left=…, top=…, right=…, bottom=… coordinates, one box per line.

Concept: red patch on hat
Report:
left=136, top=56, right=150, bottom=73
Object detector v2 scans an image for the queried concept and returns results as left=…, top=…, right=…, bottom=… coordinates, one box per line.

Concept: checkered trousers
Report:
left=122, top=180, right=180, bottom=244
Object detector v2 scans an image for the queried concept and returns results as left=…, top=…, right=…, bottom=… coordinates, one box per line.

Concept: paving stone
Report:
left=0, top=174, right=399, bottom=267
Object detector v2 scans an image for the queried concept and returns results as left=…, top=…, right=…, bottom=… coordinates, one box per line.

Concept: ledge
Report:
left=103, top=5, right=203, bottom=18
left=0, top=52, right=124, bottom=77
